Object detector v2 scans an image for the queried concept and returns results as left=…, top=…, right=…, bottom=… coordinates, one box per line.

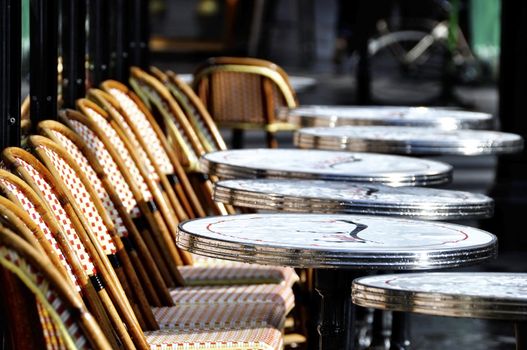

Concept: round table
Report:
left=178, top=213, right=497, bottom=350
left=353, top=272, right=527, bottom=349
left=295, top=126, right=524, bottom=156
left=201, top=149, right=453, bottom=187
left=213, top=179, right=494, bottom=220
left=281, top=105, right=494, bottom=130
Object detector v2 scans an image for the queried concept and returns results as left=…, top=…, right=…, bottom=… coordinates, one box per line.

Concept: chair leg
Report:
left=266, top=131, right=278, bottom=148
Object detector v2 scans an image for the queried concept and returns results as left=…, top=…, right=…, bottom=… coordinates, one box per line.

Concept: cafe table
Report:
left=353, top=272, right=527, bottom=349
left=295, top=126, right=524, bottom=156
left=177, top=213, right=497, bottom=350
left=201, top=149, right=453, bottom=187
left=213, top=179, right=494, bottom=220
left=280, top=105, right=493, bottom=130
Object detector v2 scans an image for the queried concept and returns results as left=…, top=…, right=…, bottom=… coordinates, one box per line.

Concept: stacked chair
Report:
left=0, top=65, right=307, bottom=349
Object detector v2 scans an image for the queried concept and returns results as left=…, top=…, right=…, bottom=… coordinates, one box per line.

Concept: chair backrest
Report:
left=60, top=108, right=188, bottom=279
left=152, top=66, right=227, bottom=152
left=80, top=93, right=193, bottom=221
left=1, top=147, right=148, bottom=349
left=193, top=56, right=298, bottom=127
left=0, top=194, right=76, bottom=287
left=0, top=226, right=112, bottom=349
left=38, top=120, right=173, bottom=306
left=28, top=135, right=161, bottom=330
left=90, top=85, right=206, bottom=218
left=123, top=73, right=234, bottom=216
left=0, top=169, right=92, bottom=288
left=129, top=68, right=204, bottom=169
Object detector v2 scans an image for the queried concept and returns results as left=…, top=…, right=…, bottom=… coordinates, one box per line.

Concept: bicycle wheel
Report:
left=368, top=30, right=448, bottom=104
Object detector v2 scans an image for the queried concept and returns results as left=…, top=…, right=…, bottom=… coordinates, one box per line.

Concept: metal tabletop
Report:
left=353, top=272, right=527, bottom=321
left=177, top=213, right=497, bottom=269
left=213, top=179, right=494, bottom=220
left=281, top=105, right=494, bottom=130
left=201, top=149, right=453, bottom=187
left=295, top=126, right=524, bottom=156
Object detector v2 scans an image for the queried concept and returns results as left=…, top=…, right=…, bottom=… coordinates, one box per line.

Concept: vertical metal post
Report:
left=113, top=0, right=129, bottom=82
left=129, top=0, right=149, bottom=68
left=0, top=0, right=21, bottom=150
left=29, top=0, right=59, bottom=126
left=62, top=0, right=87, bottom=108
left=88, top=0, right=110, bottom=86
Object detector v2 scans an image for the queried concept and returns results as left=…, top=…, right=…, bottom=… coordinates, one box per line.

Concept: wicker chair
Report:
left=127, top=70, right=234, bottom=216
left=0, top=169, right=129, bottom=348
left=29, top=133, right=293, bottom=309
left=1, top=150, right=146, bottom=349
left=98, top=80, right=225, bottom=216
left=151, top=66, right=227, bottom=153
left=38, top=120, right=174, bottom=305
left=80, top=92, right=196, bottom=223
left=193, top=56, right=299, bottom=148
left=50, top=113, right=297, bottom=288
left=1, top=150, right=286, bottom=350
left=0, top=226, right=112, bottom=349
left=88, top=88, right=200, bottom=219
left=69, top=101, right=193, bottom=266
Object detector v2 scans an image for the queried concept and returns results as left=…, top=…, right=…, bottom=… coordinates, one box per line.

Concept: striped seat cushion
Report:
left=170, top=284, right=294, bottom=314
left=152, top=302, right=285, bottom=330
left=145, top=326, right=283, bottom=350
left=180, top=265, right=299, bottom=288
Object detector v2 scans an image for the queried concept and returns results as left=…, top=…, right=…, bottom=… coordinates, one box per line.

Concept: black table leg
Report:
left=515, top=322, right=527, bottom=350
left=367, top=309, right=386, bottom=349
left=390, top=312, right=411, bottom=350
left=314, top=268, right=359, bottom=350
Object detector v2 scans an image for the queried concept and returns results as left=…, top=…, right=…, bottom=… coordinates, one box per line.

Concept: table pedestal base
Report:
left=315, top=269, right=361, bottom=350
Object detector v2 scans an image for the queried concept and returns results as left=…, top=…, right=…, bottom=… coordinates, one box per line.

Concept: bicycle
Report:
left=365, top=0, right=487, bottom=105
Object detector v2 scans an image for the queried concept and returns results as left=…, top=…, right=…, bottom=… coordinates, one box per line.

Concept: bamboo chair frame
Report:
left=59, top=108, right=187, bottom=282
left=28, top=135, right=160, bottom=331
left=38, top=120, right=173, bottom=306
left=0, top=205, right=281, bottom=349
left=0, top=226, right=112, bottom=349
left=99, top=80, right=212, bottom=218
left=29, top=137, right=292, bottom=331
left=73, top=99, right=192, bottom=266
left=93, top=87, right=208, bottom=221
left=34, top=121, right=296, bottom=318
left=1, top=149, right=148, bottom=350
left=151, top=66, right=227, bottom=152
left=193, top=56, right=299, bottom=148
left=0, top=170, right=122, bottom=348
left=0, top=195, right=74, bottom=284
left=85, top=89, right=195, bottom=221
left=128, top=70, right=233, bottom=216
left=41, top=117, right=294, bottom=285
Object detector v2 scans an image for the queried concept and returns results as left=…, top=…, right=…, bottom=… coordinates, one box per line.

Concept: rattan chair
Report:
left=127, top=70, right=234, bottom=216
left=78, top=93, right=194, bottom=225
left=38, top=120, right=174, bottom=306
left=193, top=56, right=298, bottom=148
left=0, top=226, right=112, bottom=349
left=88, top=88, right=200, bottom=220
left=2, top=149, right=147, bottom=348
left=98, top=80, right=228, bottom=216
left=151, top=66, right=227, bottom=153
left=29, top=133, right=293, bottom=312
left=61, top=107, right=191, bottom=271
left=40, top=117, right=297, bottom=289
left=0, top=170, right=128, bottom=348
left=1, top=151, right=285, bottom=350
